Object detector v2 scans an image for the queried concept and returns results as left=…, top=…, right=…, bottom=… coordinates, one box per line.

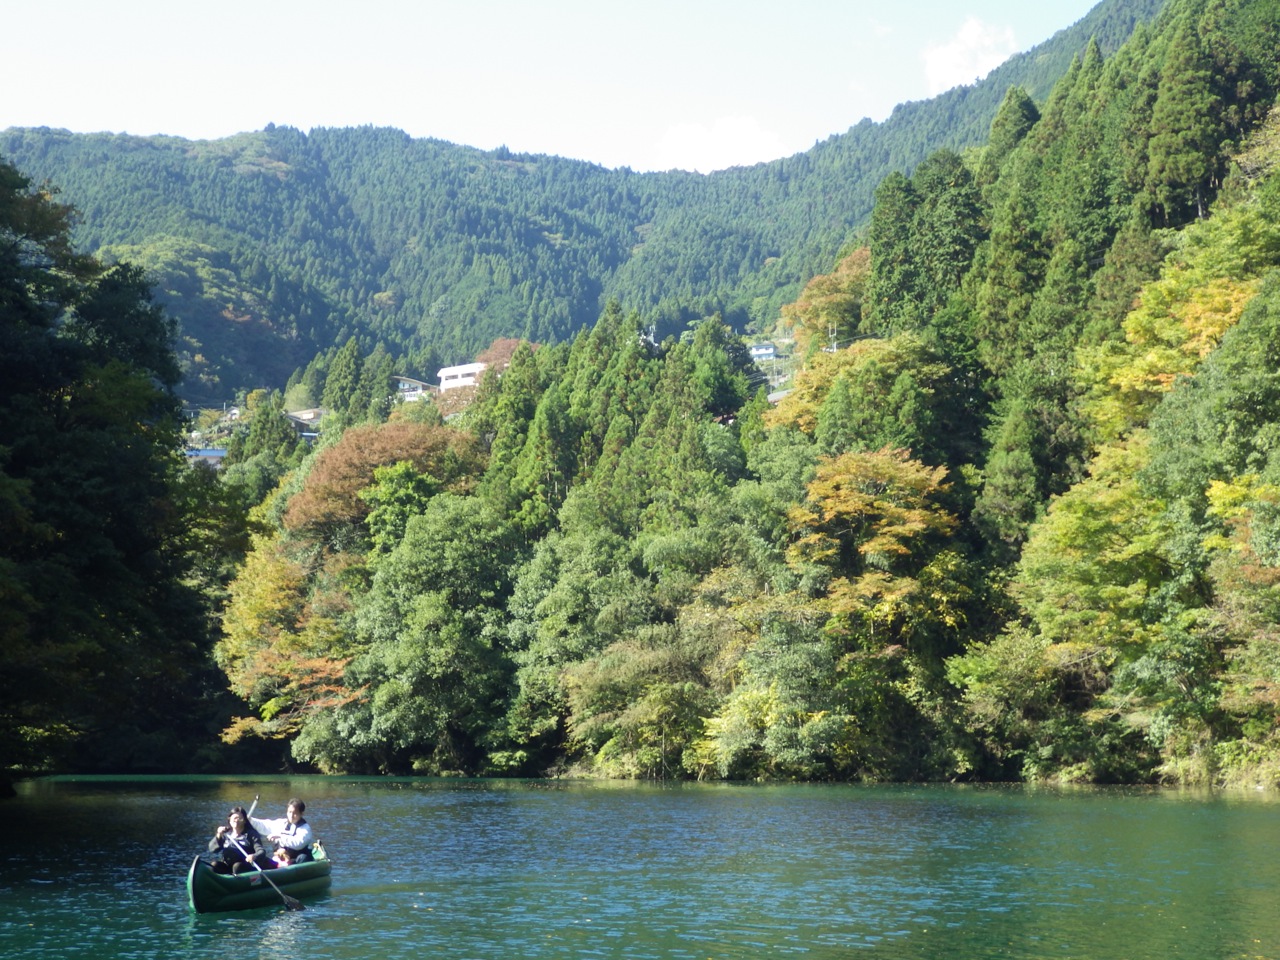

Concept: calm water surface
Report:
left=1, top=777, right=1277, bottom=959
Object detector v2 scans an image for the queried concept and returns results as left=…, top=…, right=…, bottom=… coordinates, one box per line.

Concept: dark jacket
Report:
left=208, top=826, right=266, bottom=866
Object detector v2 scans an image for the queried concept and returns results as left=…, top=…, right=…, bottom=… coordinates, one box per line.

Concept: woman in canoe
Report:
left=208, top=806, right=268, bottom=875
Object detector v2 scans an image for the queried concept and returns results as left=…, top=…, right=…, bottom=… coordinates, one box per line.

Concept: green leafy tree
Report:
left=864, top=172, right=922, bottom=333
left=509, top=383, right=576, bottom=536
left=687, top=315, right=758, bottom=418
left=296, top=495, right=518, bottom=773
left=0, top=159, right=217, bottom=776
left=359, top=460, right=444, bottom=555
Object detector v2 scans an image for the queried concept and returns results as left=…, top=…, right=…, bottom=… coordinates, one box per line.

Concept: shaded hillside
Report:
left=0, top=0, right=1162, bottom=403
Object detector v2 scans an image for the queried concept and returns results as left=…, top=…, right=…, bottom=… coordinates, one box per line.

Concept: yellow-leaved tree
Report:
left=216, top=529, right=359, bottom=744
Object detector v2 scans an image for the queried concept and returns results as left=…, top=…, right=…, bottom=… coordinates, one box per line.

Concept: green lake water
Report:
left=1, top=777, right=1277, bottom=959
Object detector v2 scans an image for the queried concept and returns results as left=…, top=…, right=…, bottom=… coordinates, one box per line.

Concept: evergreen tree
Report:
left=978, top=86, right=1041, bottom=190
left=321, top=336, right=363, bottom=416
left=864, top=172, right=922, bottom=333
left=1146, top=20, right=1224, bottom=222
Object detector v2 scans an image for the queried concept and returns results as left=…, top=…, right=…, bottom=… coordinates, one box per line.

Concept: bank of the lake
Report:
left=1, top=777, right=1277, bottom=959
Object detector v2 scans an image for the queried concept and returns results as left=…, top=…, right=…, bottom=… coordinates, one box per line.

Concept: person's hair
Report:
left=287, top=798, right=305, bottom=814
left=228, top=806, right=247, bottom=818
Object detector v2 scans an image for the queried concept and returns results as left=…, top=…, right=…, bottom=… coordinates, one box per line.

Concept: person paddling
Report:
left=250, top=798, right=314, bottom=863
left=208, top=806, right=267, bottom=874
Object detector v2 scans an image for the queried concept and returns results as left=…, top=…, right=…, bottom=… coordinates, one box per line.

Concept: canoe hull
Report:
left=187, top=842, right=332, bottom=913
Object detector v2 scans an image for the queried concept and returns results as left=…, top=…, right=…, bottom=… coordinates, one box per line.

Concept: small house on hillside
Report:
left=285, top=407, right=326, bottom=442
left=750, top=342, right=776, bottom=362
left=438, top=362, right=487, bottom=391
left=286, top=407, right=325, bottom=426
left=393, top=376, right=433, bottom=403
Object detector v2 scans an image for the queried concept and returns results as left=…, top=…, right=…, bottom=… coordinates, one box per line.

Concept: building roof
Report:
left=438, top=362, right=488, bottom=378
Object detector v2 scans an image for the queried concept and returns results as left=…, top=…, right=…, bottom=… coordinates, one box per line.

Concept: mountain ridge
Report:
left=1, top=0, right=1165, bottom=403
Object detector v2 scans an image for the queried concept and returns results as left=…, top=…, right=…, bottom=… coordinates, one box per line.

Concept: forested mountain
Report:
left=0, top=0, right=1161, bottom=405
left=202, top=0, right=1280, bottom=785
left=7, top=0, right=1278, bottom=790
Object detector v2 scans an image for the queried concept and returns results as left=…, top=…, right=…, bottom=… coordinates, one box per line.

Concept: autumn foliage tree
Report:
left=282, top=421, right=486, bottom=543
left=218, top=420, right=486, bottom=750
left=780, top=247, right=870, bottom=356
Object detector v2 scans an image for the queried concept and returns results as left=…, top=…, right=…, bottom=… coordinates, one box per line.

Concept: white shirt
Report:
left=250, top=815, right=313, bottom=852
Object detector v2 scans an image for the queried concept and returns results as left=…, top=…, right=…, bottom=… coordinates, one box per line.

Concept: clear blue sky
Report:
left=4, top=0, right=1101, bottom=172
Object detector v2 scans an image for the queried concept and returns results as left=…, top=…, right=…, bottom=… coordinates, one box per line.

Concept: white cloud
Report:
left=645, top=115, right=790, bottom=173
left=922, top=17, right=1017, bottom=95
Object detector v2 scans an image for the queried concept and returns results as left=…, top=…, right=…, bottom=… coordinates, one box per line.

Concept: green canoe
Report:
left=187, top=841, right=332, bottom=913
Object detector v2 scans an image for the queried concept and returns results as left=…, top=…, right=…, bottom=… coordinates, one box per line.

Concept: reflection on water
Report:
left=1, top=778, right=1278, bottom=960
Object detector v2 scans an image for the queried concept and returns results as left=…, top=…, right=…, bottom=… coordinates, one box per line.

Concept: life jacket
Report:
left=281, top=818, right=313, bottom=858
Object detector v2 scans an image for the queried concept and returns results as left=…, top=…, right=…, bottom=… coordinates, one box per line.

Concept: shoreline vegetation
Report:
left=5, top=0, right=1280, bottom=792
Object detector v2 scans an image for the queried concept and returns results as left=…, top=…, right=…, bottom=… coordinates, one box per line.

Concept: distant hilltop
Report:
left=0, top=0, right=1163, bottom=404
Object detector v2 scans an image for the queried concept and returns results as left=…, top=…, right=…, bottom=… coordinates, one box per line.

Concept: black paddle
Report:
left=226, top=827, right=304, bottom=911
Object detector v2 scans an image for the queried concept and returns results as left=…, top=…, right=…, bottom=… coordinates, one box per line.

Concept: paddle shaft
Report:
left=225, top=831, right=303, bottom=911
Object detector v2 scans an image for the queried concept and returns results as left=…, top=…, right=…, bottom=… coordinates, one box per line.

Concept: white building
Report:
left=393, top=376, right=433, bottom=402
left=438, top=362, right=488, bottom=391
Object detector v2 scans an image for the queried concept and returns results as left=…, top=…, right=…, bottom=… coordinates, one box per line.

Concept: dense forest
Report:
left=6, top=0, right=1280, bottom=791
left=0, top=0, right=1161, bottom=406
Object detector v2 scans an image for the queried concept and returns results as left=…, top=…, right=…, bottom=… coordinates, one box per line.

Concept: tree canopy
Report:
left=0, top=160, right=234, bottom=778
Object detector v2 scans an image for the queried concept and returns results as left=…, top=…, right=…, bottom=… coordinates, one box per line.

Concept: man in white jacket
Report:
left=251, top=798, right=314, bottom=863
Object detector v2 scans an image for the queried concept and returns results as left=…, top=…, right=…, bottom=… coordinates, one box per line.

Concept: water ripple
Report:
left=3, top=780, right=1280, bottom=960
